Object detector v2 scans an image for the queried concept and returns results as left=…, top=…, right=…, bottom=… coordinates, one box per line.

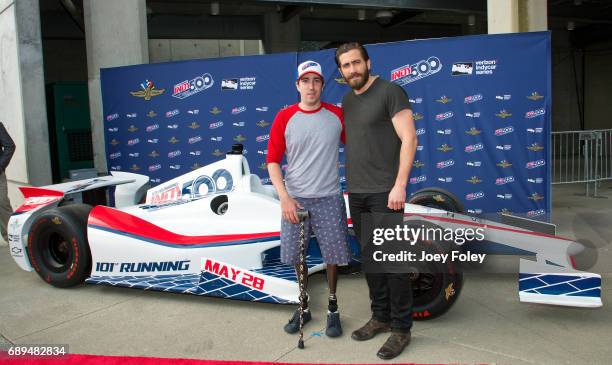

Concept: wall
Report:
left=551, top=29, right=583, bottom=131
left=584, top=41, right=612, bottom=130
left=149, top=39, right=263, bottom=63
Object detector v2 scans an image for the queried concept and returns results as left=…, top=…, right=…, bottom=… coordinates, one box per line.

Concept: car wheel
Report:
left=27, top=204, right=92, bottom=288
left=408, top=187, right=465, bottom=213
left=410, top=240, right=463, bottom=320
left=404, top=219, right=464, bottom=321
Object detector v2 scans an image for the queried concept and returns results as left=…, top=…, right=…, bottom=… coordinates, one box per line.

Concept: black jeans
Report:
left=348, top=192, right=413, bottom=332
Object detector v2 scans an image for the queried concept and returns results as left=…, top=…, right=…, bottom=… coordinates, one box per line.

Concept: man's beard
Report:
left=346, top=68, right=370, bottom=90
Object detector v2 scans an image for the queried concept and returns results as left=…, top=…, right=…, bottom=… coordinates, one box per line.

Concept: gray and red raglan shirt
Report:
left=266, top=102, right=345, bottom=198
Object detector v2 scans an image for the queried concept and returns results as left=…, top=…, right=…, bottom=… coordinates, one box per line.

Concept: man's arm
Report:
left=0, top=123, right=15, bottom=173
left=388, top=109, right=417, bottom=211
left=266, top=111, right=302, bottom=224
left=267, top=162, right=302, bottom=224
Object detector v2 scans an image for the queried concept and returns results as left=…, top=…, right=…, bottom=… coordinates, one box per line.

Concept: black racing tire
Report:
left=405, top=220, right=464, bottom=320
left=27, top=204, right=93, bottom=288
left=410, top=241, right=463, bottom=320
left=408, top=187, right=465, bottom=213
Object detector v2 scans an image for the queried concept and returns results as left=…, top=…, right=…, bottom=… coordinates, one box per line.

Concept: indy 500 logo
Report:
left=391, top=57, right=442, bottom=86
left=172, top=73, right=214, bottom=99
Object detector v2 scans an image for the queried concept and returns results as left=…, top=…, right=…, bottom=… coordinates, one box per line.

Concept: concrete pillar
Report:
left=0, top=0, right=52, bottom=206
left=519, top=0, right=548, bottom=32
left=263, top=12, right=301, bottom=53
left=487, top=0, right=519, bottom=34
left=83, top=0, right=149, bottom=173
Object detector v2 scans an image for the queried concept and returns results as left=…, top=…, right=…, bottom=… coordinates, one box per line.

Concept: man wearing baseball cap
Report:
left=267, top=60, right=350, bottom=338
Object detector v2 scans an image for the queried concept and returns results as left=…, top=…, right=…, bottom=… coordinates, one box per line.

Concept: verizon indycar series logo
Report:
left=148, top=164, right=162, bottom=172
left=436, top=159, right=454, bottom=169
left=435, top=112, right=453, bottom=121
left=466, top=192, right=485, bottom=200
left=222, top=77, right=257, bottom=91
left=464, top=94, right=483, bottom=104
left=409, top=175, right=427, bottom=184
left=475, top=59, right=497, bottom=75
left=525, top=108, right=546, bottom=119
left=391, top=56, right=442, bottom=86
left=409, top=97, right=423, bottom=104
left=526, top=159, right=546, bottom=169
left=452, top=62, right=473, bottom=76
left=495, top=126, right=514, bottom=136
left=172, top=73, right=214, bottom=99
left=127, top=138, right=140, bottom=146
left=416, top=128, right=426, bottom=136
left=464, top=143, right=483, bottom=153
left=106, top=113, right=119, bottom=121
left=496, top=176, right=515, bottom=185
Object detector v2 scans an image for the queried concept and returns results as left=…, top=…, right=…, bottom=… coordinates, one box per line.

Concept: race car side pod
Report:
left=296, top=209, right=310, bottom=350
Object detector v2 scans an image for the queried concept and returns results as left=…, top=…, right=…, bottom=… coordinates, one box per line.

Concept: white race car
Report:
left=7, top=145, right=602, bottom=320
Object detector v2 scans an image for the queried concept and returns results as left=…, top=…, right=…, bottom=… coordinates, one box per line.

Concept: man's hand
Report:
left=281, top=195, right=304, bottom=224
left=388, top=184, right=406, bottom=211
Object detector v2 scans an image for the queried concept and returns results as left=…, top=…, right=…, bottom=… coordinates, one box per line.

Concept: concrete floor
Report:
left=1, top=182, right=611, bottom=364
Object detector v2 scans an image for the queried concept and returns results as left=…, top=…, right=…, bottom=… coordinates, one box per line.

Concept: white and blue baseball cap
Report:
left=297, top=60, right=323, bottom=81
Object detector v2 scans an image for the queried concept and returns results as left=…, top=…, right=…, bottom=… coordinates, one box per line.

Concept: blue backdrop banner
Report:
left=101, top=31, right=551, bottom=220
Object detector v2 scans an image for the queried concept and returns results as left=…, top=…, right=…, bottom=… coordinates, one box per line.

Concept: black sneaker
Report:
left=325, top=311, right=342, bottom=337
left=283, top=308, right=312, bottom=334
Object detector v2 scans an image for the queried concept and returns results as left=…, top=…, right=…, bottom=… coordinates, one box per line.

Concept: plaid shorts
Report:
left=280, top=193, right=350, bottom=265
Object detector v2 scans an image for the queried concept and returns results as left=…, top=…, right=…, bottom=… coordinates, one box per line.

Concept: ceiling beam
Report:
left=380, top=10, right=422, bottom=28
left=250, top=0, right=485, bottom=12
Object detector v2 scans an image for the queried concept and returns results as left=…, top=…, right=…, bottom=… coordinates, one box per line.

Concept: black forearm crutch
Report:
left=296, top=209, right=309, bottom=349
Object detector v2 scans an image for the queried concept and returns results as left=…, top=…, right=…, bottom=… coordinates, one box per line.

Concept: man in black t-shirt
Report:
left=336, top=43, right=418, bottom=360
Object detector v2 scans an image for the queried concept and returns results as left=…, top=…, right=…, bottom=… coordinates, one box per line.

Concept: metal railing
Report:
left=552, top=129, right=612, bottom=197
